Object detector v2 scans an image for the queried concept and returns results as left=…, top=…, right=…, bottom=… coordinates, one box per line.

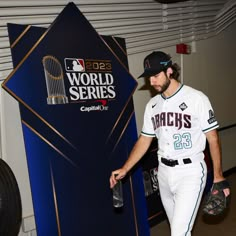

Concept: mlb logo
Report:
left=64, top=58, right=85, bottom=72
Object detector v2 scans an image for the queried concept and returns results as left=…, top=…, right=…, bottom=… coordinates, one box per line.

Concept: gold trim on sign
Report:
left=99, top=35, right=140, bottom=236
left=129, top=176, right=139, bottom=236
left=22, top=120, right=79, bottom=168
left=100, top=36, right=137, bottom=145
left=111, top=36, right=127, bottom=56
left=10, top=25, right=31, bottom=49
left=3, top=86, right=78, bottom=151
left=100, top=35, right=137, bottom=85
left=106, top=98, right=134, bottom=144
left=148, top=211, right=164, bottom=221
left=2, top=26, right=49, bottom=86
left=50, top=164, right=62, bottom=236
left=111, top=110, right=135, bottom=154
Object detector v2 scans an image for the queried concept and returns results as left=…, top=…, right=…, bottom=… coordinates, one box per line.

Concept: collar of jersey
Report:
left=161, top=83, right=183, bottom=100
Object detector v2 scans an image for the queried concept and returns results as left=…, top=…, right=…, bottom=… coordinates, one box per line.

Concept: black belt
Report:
left=161, top=157, right=192, bottom=167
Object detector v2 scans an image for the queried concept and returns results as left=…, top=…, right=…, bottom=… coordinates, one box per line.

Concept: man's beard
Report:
left=156, top=76, right=171, bottom=94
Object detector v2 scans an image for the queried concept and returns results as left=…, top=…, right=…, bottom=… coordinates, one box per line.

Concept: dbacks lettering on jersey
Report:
left=151, top=112, right=191, bottom=130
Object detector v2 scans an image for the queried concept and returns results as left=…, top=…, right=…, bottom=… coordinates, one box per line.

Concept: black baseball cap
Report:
left=138, top=51, right=172, bottom=78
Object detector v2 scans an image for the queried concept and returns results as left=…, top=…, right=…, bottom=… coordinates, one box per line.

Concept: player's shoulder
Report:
left=183, top=85, right=208, bottom=99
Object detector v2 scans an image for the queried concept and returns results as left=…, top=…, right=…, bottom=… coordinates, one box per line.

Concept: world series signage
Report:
left=3, top=3, right=150, bottom=236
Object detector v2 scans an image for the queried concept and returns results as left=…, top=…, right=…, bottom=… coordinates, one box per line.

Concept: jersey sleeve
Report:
left=141, top=102, right=156, bottom=137
left=197, top=92, right=219, bottom=133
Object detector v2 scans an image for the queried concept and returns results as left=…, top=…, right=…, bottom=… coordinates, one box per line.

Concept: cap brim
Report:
left=138, top=69, right=163, bottom=78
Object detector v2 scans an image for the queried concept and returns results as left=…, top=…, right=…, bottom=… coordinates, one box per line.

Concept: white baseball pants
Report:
left=158, top=160, right=207, bottom=236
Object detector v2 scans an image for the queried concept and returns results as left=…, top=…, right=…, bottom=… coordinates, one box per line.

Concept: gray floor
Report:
left=150, top=172, right=236, bottom=236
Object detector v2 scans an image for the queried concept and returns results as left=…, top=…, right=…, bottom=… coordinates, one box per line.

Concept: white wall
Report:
left=183, top=21, right=236, bottom=128
left=128, top=21, right=236, bottom=171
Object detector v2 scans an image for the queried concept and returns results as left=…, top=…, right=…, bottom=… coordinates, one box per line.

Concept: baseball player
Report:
left=110, top=51, right=230, bottom=236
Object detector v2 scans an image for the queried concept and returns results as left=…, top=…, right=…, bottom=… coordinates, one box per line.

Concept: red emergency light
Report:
left=176, top=43, right=191, bottom=54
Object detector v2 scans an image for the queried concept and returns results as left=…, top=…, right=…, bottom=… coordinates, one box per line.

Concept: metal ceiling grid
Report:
left=0, top=0, right=235, bottom=81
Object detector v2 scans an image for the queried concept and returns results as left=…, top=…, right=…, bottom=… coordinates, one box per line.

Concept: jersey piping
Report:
left=203, top=124, right=219, bottom=133
left=141, top=131, right=155, bottom=137
left=185, top=162, right=205, bottom=235
left=161, top=83, right=184, bottom=100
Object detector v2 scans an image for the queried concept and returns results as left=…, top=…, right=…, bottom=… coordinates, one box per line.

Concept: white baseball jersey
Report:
left=141, top=84, right=219, bottom=161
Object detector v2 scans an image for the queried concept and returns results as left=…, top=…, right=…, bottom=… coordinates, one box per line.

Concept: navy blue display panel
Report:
left=4, top=3, right=149, bottom=236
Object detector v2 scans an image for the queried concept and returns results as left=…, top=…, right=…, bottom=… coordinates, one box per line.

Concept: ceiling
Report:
left=0, top=0, right=235, bottom=80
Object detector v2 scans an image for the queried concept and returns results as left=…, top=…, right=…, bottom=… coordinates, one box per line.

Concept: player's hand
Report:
left=214, top=178, right=230, bottom=197
left=110, top=168, right=128, bottom=188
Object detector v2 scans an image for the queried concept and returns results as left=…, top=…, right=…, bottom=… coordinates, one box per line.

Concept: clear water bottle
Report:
left=143, top=171, right=153, bottom=197
left=112, top=177, right=123, bottom=208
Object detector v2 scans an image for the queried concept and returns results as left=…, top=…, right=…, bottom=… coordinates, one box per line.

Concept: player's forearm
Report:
left=209, top=142, right=224, bottom=180
left=122, top=147, right=145, bottom=173
left=122, top=135, right=153, bottom=173
left=206, top=130, right=224, bottom=181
